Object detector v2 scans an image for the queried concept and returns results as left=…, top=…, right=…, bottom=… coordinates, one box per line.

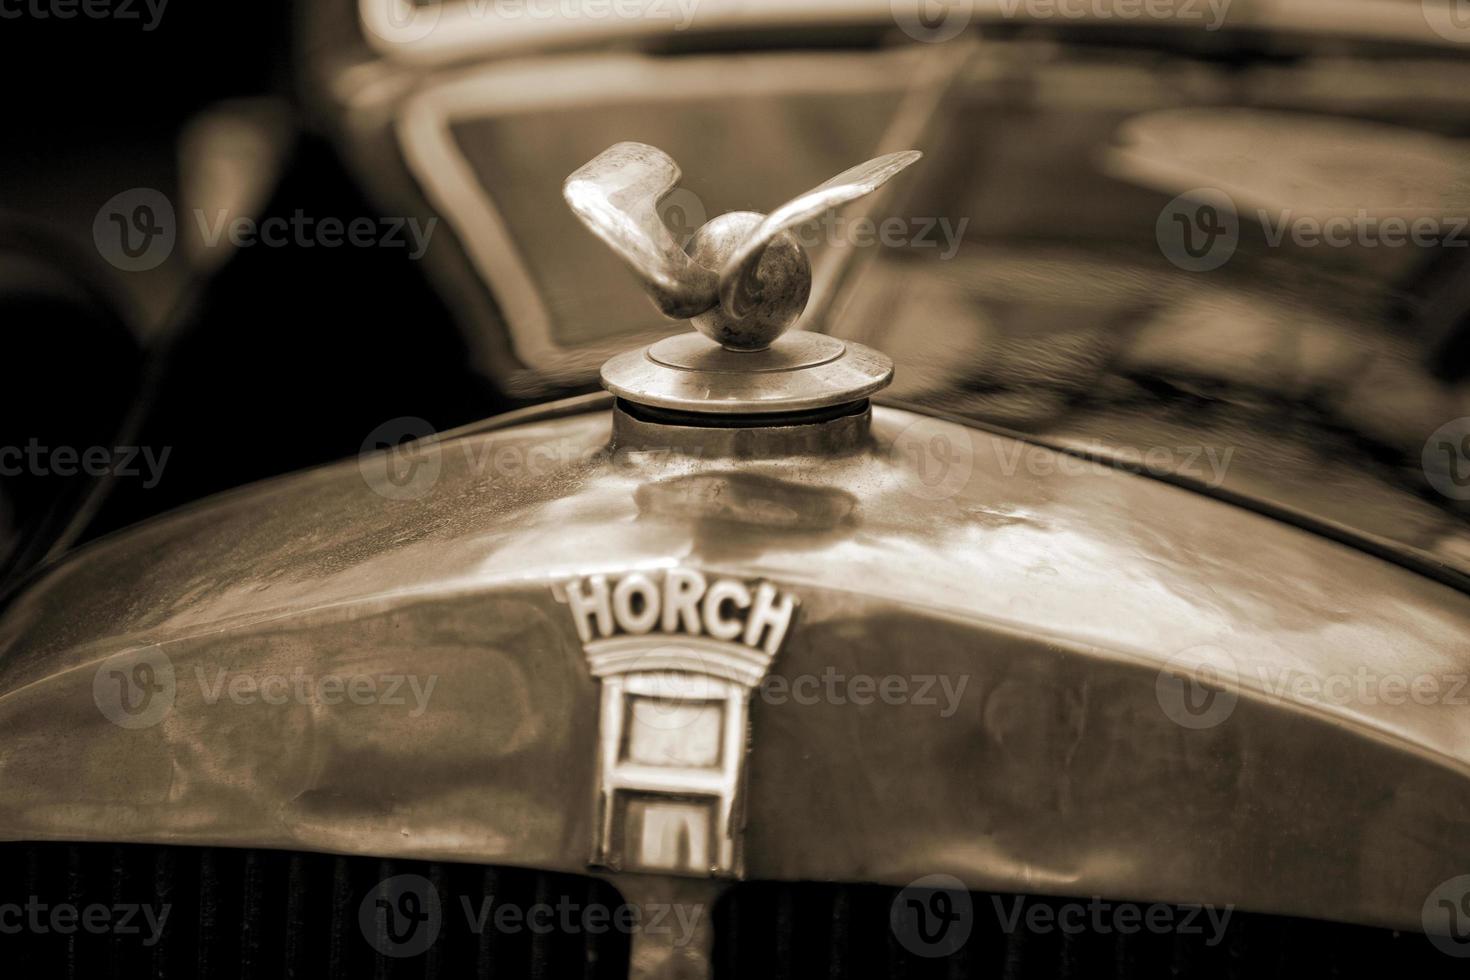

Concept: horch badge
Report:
left=557, top=569, right=796, bottom=878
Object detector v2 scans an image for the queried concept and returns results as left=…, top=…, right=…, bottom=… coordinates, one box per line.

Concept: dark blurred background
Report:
left=0, top=1, right=496, bottom=592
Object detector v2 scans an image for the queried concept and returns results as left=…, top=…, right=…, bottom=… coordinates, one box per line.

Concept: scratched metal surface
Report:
left=1, top=398, right=1468, bottom=930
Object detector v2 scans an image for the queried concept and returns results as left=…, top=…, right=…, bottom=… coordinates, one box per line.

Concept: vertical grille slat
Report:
left=326, top=854, right=352, bottom=980
left=472, top=865, right=500, bottom=980
left=197, top=847, right=221, bottom=979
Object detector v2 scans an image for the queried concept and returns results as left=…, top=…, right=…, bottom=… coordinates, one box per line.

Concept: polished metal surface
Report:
left=602, top=332, right=894, bottom=415
left=563, top=141, right=920, bottom=350
left=1, top=393, right=1468, bottom=935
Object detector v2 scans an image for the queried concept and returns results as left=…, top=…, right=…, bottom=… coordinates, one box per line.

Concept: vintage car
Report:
left=4, top=2, right=1470, bottom=978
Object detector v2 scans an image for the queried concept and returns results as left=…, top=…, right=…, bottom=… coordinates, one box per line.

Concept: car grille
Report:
left=4, top=842, right=1459, bottom=979
left=712, top=881, right=1460, bottom=980
left=3, top=841, right=629, bottom=979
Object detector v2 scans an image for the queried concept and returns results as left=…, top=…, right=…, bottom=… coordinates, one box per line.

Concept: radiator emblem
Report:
left=558, top=570, right=795, bottom=877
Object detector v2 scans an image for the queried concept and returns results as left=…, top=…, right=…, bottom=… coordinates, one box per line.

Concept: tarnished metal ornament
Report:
left=566, top=141, right=921, bottom=416
left=562, top=141, right=922, bottom=350
left=685, top=212, right=810, bottom=350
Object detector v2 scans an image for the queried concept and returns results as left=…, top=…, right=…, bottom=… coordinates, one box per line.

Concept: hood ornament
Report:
left=564, top=142, right=922, bottom=417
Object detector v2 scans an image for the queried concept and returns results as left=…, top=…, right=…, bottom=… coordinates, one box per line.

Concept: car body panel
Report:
left=1, top=397, right=1467, bottom=930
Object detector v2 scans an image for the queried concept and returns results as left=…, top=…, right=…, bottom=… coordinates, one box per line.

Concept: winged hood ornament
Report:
left=563, top=141, right=922, bottom=351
